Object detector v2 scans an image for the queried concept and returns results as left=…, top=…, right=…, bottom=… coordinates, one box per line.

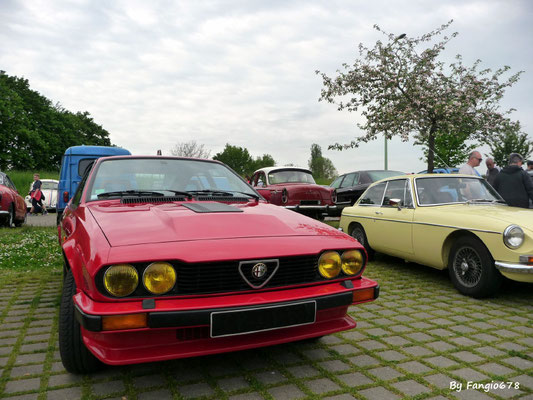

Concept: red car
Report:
left=0, top=172, right=26, bottom=227
left=58, top=156, right=378, bottom=373
left=250, top=167, right=337, bottom=219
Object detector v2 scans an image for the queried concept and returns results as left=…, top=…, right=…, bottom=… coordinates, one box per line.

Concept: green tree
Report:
left=416, top=130, right=477, bottom=168
left=0, top=70, right=112, bottom=170
left=316, top=21, right=522, bottom=172
left=487, top=121, right=532, bottom=167
left=308, top=144, right=337, bottom=179
left=250, top=154, right=276, bottom=172
left=213, top=144, right=275, bottom=177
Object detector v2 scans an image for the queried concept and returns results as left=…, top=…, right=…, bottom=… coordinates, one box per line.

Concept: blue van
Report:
left=57, top=145, right=131, bottom=223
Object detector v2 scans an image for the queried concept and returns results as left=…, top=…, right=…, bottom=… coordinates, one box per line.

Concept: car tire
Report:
left=448, top=236, right=502, bottom=298
left=8, top=204, right=15, bottom=228
left=350, top=224, right=374, bottom=259
left=14, top=211, right=26, bottom=227
left=59, top=269, right=102, bottom=374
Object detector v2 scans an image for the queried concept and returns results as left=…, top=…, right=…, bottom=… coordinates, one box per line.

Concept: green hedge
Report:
left=5, top=170, right=60, bottom=194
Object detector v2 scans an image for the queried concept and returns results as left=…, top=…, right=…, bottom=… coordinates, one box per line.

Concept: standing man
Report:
left=485, top=158, right=499, bottom=186
left=459, top=151, right=482, bottom=176
left=493, top=153, right=533, bottom=208
left=527, top=160, right=533, bottom=179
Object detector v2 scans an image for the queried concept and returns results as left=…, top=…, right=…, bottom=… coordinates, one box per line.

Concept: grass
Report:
left=4, top=170, right=59, bottom=194
left=0, top=226, right=531, bottom=399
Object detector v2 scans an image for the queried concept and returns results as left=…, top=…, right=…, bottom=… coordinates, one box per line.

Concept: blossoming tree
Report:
left=316, top=21, right=522, bottom=172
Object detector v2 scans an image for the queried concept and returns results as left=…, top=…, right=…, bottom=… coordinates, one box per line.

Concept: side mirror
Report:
left=389, top=198, right=402, bottom=210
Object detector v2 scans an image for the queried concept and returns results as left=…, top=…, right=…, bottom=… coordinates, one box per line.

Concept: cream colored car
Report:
left=340, top=174, right=533, bottom=298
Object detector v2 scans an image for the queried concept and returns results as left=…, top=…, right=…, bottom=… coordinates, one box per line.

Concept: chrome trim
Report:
left=0, top=211, right=9, bottom=216
left=519, top=255, right=533, bottom=263
left=284, top=205, right=336, bottom=210
left=341, top=214, right=501, bottom=234
left=238, top=259, right=280, bottom=289
left=503, top=225, right=524, bottom=249
left=495, top=261, right=533, bottom=274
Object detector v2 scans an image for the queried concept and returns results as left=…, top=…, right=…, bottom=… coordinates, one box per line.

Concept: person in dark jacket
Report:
left=493, top=153, right=533, bottom=208
left=485, top=157, right=499, bottom=186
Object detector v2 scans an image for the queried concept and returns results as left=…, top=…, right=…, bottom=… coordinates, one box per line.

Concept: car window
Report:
left=72, top=170, right=90, bottom=207
left=330, top=175, right=344, bottom=189
left=41, top=181, right=58, bottom=190
left=78, top=158, right=96, bottom=177
left=415, top=177, right=501, bottom=205
left=0, top=175, right=4, bottom=185
left=359, top=182, right=386, bottom=205
left=382, top=179, right=411, bottom=207
left=340, top=173, right=359, bottom=188
left=268, top=170, right=316, bottom=184
left=5, top=176, right=16, bottom=191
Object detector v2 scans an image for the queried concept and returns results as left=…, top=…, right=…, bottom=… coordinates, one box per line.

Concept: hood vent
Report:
left=197, top=196, right=249, bottom=203
left=121, top=196, right=186, bottom=204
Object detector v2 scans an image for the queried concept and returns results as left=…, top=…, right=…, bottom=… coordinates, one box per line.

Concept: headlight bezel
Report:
left=103, top=264, right=139, bottom=298
left=503, top=225, right=524, bottom=249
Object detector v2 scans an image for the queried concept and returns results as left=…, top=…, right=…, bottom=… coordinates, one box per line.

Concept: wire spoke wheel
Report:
left=452, top=246, right=482, bottom=288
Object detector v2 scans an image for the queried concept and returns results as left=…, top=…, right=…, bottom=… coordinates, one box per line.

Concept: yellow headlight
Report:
left=318, top=251, right=341, bottom=279
left=143, top=262, right=176, bottom=295
left=104, top=264, right=139, bottom=297
left=341, top=250, right=364, bottom=276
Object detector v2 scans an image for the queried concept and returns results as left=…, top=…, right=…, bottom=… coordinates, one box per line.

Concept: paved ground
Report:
left=0, top=258, right=531, bottom=399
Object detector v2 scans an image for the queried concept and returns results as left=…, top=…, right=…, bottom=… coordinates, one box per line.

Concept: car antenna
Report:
left=429, top=146, right=452, bottom=170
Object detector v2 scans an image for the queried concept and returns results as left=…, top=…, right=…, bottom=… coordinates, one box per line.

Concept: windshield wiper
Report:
left=97, top=190, right=166, bottom=199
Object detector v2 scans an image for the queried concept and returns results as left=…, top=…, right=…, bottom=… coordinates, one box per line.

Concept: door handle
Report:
left=375, top=211, right=383, bottom=215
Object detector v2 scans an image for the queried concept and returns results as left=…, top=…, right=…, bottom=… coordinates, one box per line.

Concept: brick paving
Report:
left=0, top=256, right=531, bottom=399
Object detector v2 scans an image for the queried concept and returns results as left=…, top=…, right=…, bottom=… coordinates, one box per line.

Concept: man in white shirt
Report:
left=459, top=151, right=482, bottom=176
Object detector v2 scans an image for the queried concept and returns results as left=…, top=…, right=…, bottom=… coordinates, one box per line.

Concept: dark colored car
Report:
left=0, top=172, right=26, bottom=227
left=329, top=170, right=405, bottom=215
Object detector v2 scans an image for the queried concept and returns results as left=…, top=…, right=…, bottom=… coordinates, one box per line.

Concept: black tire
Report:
left=448, top=236, right=502, bottom=298
left=59, top=269, right=102, bottom=374
left=14, top=210, right=26, bottom=227
left=8, top=204, right=15, bottom=228
left=350, top=224, right=374, bottom=259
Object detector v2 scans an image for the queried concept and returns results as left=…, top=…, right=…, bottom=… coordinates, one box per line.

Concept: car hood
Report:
left=418, top=204, right=533, bottom=234
left=88, top=201, right=342, bottom=247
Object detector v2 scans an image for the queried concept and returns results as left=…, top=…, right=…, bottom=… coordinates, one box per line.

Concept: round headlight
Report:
left=341, top=250, right=364, bottom=276
left=143, top=262, right=176, bottom=295
left=503, top=225, right=524, bottom=249
left=104, top=264, right=139, bottom=297
left=318, top=251, right=341, bottom=279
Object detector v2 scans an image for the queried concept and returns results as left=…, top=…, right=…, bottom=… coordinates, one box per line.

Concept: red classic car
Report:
left=58, top=156, right=378, bottom=373
left=250, top=167, right=337, bottom=219
left=0, top=172, right=26, bottom=227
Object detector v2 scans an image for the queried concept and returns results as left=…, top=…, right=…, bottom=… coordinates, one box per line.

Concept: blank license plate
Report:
left=210, top=301, right=316, bottom=338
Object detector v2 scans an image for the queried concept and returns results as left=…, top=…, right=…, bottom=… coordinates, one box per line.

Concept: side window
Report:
left=382, top=180, right=407, bottom=206
left=352, top=173, right=360, bottom=185
left=257, top=172, right=266, bottom=187
left=5, top=176, right=17, bottom=191
left=340, top=173, right=356, bottom=188
left=330, top=175, right=344, bottom=189
left=71, top=170, right=90, bottom=207
left=359, top=182, right=386, bottom=205
left=78, top=158, right=96, bottom=178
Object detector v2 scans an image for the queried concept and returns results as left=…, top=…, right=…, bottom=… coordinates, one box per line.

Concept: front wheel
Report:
left=59, top=270, right=102, bottom=374
left=448, top=236, right=501, bottom=298
left=350, top=224, right=374, bottom=259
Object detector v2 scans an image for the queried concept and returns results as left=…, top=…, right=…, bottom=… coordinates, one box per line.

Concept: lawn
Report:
left=0, top=226, right=531, bottom=399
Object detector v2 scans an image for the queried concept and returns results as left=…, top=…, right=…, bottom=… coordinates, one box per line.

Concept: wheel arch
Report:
left=442, top=230, right=494, bottom=269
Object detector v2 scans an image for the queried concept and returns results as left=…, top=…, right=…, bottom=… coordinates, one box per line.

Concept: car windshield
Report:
left=268, top=170, right=316, bottom=184
left=367, top=170, right=405, bottom=181
left=41, top=181, right=58, bottom=190
left=86, top=158, right=256, bottom=201
left=415, top=177, right=503, bottom=205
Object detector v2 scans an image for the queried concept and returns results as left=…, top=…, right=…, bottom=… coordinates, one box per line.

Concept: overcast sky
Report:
left=1, top=0, right=532, bottom=175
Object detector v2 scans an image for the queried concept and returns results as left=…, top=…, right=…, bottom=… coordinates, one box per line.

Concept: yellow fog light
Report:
left=318, top=251, right=341, bottom=279
left=102, top=313, right=147, bottom=331
left=104, top=264, right=139, bottom=297
left=143, top=262, right=176, bottom=295
left=341, top=250, right=364, bottom=276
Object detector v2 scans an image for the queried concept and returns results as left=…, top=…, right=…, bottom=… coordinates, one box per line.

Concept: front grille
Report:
left=175, top=255, right=318, bottom=294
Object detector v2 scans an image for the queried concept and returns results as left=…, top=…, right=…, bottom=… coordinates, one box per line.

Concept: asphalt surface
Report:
left=25, top=213, right=56, bottom=227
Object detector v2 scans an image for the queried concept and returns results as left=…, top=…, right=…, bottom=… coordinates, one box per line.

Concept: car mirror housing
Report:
left=389, top=198, right=402, bottom=209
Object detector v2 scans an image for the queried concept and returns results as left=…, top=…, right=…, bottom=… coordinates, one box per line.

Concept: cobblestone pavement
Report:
left=0, top=259, right=531, bottom=400
left=25, top=214, right=56, bottom=227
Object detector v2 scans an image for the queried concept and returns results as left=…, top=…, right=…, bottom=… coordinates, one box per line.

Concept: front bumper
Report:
left=74, top=277, right=378, bottom=365
left=495, top=261, right=533, bottom=283
left=284, top=205, right=337, bottom=211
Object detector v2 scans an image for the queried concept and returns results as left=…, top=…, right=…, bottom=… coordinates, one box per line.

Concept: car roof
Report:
left=254, top=166, right=311, bottom=174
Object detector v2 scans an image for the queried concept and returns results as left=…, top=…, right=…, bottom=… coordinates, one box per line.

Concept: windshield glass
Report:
left=268, top=170, right=316, bottom=184
left=41, top=181, right=58, bottom=190
left=367, top=170, right=405, bottom=181
left=86, top=158, right=255, bottom=201
left=415, top=177, right=502, bottom=205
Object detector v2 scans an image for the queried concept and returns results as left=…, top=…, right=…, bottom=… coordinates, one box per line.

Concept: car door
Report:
left=372, top=178, right=415, bottom=255
left=337, top=173, right=360, bottom=205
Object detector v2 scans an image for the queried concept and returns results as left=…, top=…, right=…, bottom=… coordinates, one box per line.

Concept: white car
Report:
left=25, top=179, right=59, bottom=211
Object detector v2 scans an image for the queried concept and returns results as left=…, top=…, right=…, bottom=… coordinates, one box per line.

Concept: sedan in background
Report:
left=250, top=167, right=337, bottom=219
left=340, top=174, right=533, bottom=298
left=25, top=179, right=59, bottom=211
left=58, top=156, right=378, bottom=373
left=329, top=170, right=405, bottom=215
left=0, top=172, right=26, bottom=227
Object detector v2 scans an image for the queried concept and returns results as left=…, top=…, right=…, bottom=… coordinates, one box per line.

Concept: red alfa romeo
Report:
left=58, top=156, right=379, bottom=373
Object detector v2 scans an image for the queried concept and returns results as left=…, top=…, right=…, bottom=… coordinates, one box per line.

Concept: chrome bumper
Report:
left=0, top=211, right=9, bottom=217
left=284, top=205, right=337, bottom=211
left=494, top=261, right=533, bottom=275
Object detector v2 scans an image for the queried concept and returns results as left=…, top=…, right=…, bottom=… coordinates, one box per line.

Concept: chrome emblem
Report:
left=251, top=263, right=267, bottom=279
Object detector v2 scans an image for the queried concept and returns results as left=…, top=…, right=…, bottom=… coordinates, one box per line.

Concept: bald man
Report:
left=459, top=151, right=482, bottom=176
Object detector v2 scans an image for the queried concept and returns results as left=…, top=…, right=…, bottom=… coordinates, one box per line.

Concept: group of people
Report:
left=459, top=151, right=533, bottom=208
left=29, top=173, right=48, bottom=215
